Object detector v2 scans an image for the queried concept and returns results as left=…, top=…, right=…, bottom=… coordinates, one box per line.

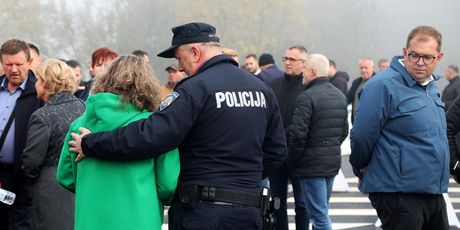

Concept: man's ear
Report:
left=437, top=51, right=444, bottom=62
left=191, top=46, right=201, bottom=63
left=402, top=47, right=408, bottom=57
left=311, top=68, right=318, bottom=79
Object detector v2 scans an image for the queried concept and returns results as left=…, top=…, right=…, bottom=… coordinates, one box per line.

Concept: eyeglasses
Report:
left=407, top=51, right=438, bottom=65
left=282, top=57, right=304, bottom=63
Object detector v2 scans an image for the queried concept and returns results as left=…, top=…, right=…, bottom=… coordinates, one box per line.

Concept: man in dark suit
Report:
left=0, top=39, right=43, bottom=230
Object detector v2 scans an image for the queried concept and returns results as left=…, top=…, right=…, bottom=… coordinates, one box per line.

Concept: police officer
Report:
left=69, top=22, right=287, bottom=229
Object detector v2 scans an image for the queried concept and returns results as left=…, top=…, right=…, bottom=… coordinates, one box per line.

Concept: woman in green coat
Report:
left=57, top=55, right=180, bottom=230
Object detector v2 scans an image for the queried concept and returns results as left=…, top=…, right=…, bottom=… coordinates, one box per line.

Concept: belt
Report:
left=179, top=185, right=262, bottom=208
left=0, top=162, right=15, bottom=172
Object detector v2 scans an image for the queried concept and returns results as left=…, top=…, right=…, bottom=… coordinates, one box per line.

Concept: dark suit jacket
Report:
left=0, top=71, right=43, bottom=174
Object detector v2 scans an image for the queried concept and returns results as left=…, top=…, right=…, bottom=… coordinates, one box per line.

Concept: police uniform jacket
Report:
left=82, top=55, right=287, bottom=194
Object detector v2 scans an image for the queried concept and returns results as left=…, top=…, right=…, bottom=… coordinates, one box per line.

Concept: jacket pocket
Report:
left=393, top=98, right=427, bottom=133
left=397, top=98, right=426, bottom=113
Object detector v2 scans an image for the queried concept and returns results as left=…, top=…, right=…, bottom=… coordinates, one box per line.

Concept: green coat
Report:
left=57, top=93, right=180, bottom=230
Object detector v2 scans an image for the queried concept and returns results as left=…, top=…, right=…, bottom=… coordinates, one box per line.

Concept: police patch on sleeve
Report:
left=159, top=92, right=180, bottom=111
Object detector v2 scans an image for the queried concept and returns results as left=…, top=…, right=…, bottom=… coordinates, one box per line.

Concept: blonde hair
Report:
left=36, top=58, right=76, bottom=96
left=222, top=48, right=238, bottom=57
left=92, top=55, right=161, bottom=111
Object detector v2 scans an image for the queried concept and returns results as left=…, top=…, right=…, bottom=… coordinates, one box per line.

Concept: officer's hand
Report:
left=69, top=127, right=92, bottom=163
left=358, top=167, right=367, bottom=186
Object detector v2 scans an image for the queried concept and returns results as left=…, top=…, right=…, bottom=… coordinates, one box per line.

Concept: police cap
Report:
left=157, top=22, right=220, bottom=58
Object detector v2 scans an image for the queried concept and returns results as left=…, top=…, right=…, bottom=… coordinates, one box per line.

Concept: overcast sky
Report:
left=2, top=0, right=459, bottom=89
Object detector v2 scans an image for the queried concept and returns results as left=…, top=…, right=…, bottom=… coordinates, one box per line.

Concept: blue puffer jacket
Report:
left=349, top=56, right=449, bottom=194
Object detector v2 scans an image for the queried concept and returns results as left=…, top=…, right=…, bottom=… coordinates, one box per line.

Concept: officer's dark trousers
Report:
left=369, top=192, right=448, bottom=230
left=0, top=172, right=33, bottom=230
left=168, top=201, right=262, bottom=230
left=269, top=160, right=310, bottom=230
left=269, top=160, right=289, bottom=230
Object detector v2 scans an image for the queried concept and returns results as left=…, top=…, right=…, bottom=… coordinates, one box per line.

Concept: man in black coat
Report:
left=269, top=45, right=309, bottom=230
left=0, top=39, right=43, bottom=230
left=444, top=65, right=460, bottom=175
left=288, top=54, right=348, bottom=229
left=328, top=59, right=349, bottom=96
left=442, top=64, right=460, bottom=110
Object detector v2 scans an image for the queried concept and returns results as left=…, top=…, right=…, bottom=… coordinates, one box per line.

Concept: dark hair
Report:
left=132, top=50, right=149, bottom=58
left=28, top=43, right=40, bottom=55
left=259, top=53, right=275, bottom=66
left=245, top=54, right=257, bottom=59
left=66, top=59, right=81, bottom=68
left=329, top=59, right=336, bottom=68
left=406, top=25, right=442, bottom=52
left=91, top=47, right=118, bottom=68
left=448, top=64, right=459, bottom=74
left=0, top=39, right=31, bottom=61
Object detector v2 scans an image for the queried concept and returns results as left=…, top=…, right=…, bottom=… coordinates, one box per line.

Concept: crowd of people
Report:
left=1, top=22, right=460, bottom=230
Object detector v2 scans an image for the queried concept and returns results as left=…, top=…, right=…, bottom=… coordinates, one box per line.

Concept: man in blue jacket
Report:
left=350, top=25, right=449, bottom=229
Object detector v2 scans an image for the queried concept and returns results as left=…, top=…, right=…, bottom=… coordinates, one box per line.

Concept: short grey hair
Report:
left=307, top=54, right=329, bottom=76
left=448, top=64, right=459, bottom=74
left=359, top=57, right=374, bottom=67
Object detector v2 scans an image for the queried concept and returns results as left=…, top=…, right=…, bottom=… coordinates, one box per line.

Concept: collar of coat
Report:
left=305, top=76, right=329, bottom=90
